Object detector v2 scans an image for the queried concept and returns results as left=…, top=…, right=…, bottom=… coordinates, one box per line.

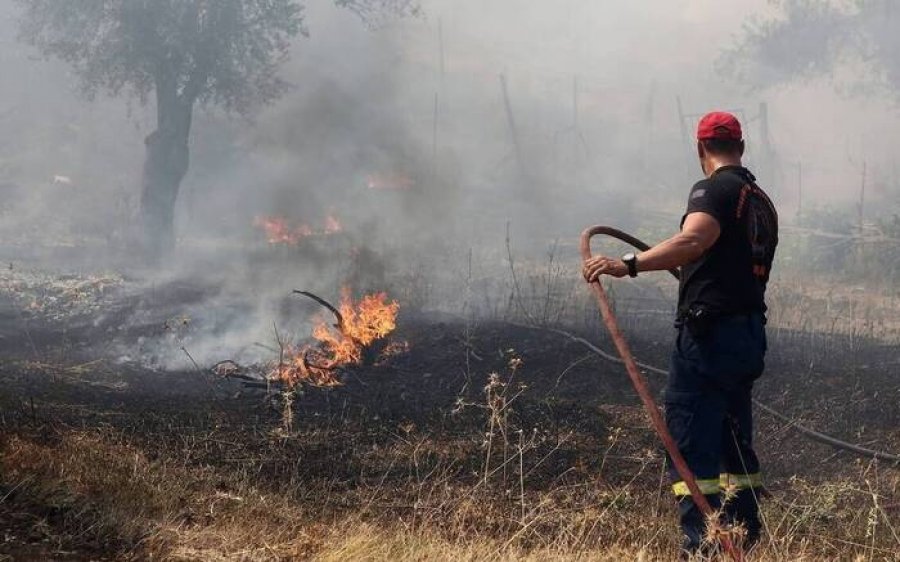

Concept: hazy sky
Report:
left=296, top=0, right=898, bottom=208
left=2, top=0, right=898, bottom=230
left=4, top=0, right=896, bottom=366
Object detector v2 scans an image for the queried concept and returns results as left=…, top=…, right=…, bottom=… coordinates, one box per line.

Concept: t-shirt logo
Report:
left=691, top=189, right=706, bottom=199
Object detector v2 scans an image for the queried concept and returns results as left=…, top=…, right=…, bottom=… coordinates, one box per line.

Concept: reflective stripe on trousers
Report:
left=672, top=472, right=762, bottom=496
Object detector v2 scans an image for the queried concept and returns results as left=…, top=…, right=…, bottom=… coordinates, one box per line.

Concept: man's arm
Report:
left=634, top=212, right=721, bottom=272
left=582, top=212, right=721, bottom=281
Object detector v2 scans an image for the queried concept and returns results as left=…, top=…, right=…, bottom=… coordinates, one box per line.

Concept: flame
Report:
left=254, top=215, right=343, bottom=245
left=254, top=216, right=298, bottom=244
left=366, top=172, right=414, bottom=191
left=324, top=214, right=343, bottom=234
left=272, top=290, right=402, bottom=387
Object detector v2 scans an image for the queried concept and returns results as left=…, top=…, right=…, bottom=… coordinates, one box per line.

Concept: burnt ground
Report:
left=0, top=271, right=898, bottom=560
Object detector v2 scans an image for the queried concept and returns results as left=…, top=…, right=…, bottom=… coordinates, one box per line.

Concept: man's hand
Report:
left=582, top=255, right=628, bottom=282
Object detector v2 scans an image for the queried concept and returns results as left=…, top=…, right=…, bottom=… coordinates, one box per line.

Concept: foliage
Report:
left=876, top=212, right=900, bottom=238
left=723, top=1, right=900, bottom=99
left=14, top=0, right=419, bottom=256
left=336, top=0, right=420, bottom=26
left=16, top=0, right=307, bottom=113
left=797, top=203, right=855, bottom=234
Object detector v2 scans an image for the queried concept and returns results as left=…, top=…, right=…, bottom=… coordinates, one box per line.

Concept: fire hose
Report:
left=579, top=225, right=900, bottom=559
left=580, top=225, right=900, bottom=560
left=580, top=226, right=743, bottom=561
left=577, top=226, right=900, bottom=465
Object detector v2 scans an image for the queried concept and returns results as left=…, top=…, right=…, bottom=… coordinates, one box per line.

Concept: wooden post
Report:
left=759, top=102, right=769, bottom=146
left=676, top=96, right=692, bottom=178
left=676, top=95, right=688, bottom=145
left=572, top=75, right=580, bottom=188
left=644, top=82, right=656, bottom=173
left=434, top=18, right=444, bottom=181
left=438, top=17, right=445, bottom=80
left=859, top=160, right=867, bottom=234
left=432, top=92, right=439, bottom=180
left=500, top=73, right=527, bottom=183
left=759, top=102, right=773, bottom=188
left=572, top=75, right=579, bottom=129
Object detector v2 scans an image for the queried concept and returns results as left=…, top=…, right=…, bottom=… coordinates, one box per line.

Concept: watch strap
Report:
left=624, top=254, right=638, bottom=278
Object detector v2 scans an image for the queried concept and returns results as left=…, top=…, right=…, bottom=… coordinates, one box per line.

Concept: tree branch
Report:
left=293, top=290, right=345, bottom=331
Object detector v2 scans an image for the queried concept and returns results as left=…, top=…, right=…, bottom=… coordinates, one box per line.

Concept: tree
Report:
left=16, top=0, right=416, bottom=258
left=723, top=1, right=900, bottom=99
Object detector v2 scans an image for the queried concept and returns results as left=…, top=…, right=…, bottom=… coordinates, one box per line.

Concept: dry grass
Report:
left=766, top=279, right=900, bottom=343
left=0, top=431, right=322, bottom=560
left=1, top=261, right=898, bottom=561
left=315, top=524, right=649, bottom=562
left=2, top=427, right=898, bottom=561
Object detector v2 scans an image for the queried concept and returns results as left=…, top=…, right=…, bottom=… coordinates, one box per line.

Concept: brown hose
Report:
left=580, top=226, right=900, bottom=466
left=580, top=225, right=743, bottom=561
left=581, top=225, right=681, bottom=281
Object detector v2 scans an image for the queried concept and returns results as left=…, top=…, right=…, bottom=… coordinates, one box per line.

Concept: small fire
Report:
left=272, top=289, right=402, bottom=387
left=324, top=214, right=342, bottom=234
left=254, top=215, right=343, bottom=245
left=254, top=216, right=301, bottom=244
left=366, top=172, right=415, bottom=191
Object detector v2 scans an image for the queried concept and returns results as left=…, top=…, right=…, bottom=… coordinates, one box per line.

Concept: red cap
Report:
left=697, top=111, right=742, bottom=141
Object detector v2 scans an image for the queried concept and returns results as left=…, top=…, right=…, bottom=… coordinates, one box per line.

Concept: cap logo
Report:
left=714, top=125, right=731, bottom=136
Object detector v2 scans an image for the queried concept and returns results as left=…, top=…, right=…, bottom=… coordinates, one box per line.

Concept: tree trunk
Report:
left=140, top=83, right=193, bottom=260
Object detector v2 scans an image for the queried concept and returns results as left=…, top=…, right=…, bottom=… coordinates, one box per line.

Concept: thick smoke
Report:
left=3, top=0, right=900, bottom=368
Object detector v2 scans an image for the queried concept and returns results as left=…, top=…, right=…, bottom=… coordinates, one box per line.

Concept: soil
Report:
left=1, top=271, right=898, bottom=560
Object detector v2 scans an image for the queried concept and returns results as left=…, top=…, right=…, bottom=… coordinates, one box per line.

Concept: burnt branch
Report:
left=292, top=289, right=366, bottom=351
left=293, top=290, right=345, bottom=331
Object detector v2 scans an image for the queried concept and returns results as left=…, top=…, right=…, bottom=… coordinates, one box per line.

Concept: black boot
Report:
left=724, top=488, right=762, bottom=548
left=677, top=494, right=722, bottom=558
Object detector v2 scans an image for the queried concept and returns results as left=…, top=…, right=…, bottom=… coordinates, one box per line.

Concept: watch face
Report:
left=623, top=252, right=635, bottom=261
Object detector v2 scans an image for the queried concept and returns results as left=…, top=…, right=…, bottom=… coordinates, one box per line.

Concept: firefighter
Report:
left=582, top=111, right=778, bottom=555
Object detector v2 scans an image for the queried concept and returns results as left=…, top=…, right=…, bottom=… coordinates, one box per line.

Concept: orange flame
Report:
left=253, top=216, right=298, bottom=244
left=272, top=290, right=402, bottom=387
left=366, top=172, right=415, bottom=191
left=324, top=214, right=343, bottom=234
left=254, top=215, right=343, bottom=245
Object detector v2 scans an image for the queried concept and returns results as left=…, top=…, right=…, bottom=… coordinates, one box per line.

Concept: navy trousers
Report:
left=665, top=313, right=766, bottom=553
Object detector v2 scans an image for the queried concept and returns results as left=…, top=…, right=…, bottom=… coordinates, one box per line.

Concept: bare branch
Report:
left=293, top=290, right=345, bottom=331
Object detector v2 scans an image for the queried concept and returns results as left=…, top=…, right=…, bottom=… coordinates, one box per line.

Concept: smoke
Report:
left=3, top=0, right=900, bottom=368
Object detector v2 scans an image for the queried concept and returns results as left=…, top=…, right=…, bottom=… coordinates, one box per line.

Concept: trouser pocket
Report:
left=687, top=316, right=766, bottom=384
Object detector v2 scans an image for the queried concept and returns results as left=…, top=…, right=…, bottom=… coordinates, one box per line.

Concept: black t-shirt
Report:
left=677, top=166, right=778, bottom=316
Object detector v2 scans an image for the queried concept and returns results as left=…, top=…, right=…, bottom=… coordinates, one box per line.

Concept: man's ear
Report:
left=697, top=141, right=705, bottom=159
left=738, top=140, right=745, bottom=157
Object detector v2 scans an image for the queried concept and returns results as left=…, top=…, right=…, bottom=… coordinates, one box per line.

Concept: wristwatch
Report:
left=622, top=253, right=638, bottom=278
